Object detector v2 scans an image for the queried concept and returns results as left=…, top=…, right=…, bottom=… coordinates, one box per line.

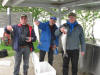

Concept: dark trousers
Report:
left=63, top=49, right=79, bottom=75
left=39, top=48, right=54, bottom=65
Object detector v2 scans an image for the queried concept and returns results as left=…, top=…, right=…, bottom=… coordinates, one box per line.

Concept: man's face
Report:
left=20, top=16, right=27, bottom=25
left=68, top=16, right=76, bottom=23
left=49, top=19, right=56, bottom=25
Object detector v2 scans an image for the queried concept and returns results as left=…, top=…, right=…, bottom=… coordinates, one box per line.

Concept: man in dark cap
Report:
left=5, top=14, right=36, bottom=75
left=55, top=12, right=86, bottom=75
left=34, top=17, right=59, bottom=65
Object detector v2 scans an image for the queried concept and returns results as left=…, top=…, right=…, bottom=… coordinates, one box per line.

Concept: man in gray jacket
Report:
left=55, top=12, right=86, bottom=75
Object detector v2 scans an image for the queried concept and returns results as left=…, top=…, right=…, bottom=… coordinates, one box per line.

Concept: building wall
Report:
left=0, top=12, right=33, bottom=28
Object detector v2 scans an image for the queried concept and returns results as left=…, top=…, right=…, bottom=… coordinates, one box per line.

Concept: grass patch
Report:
left=0, top=40, right=40, bottom=57
left=33, top=40, right=40, bottom=52
left=0, top=42, right=14, bottom=57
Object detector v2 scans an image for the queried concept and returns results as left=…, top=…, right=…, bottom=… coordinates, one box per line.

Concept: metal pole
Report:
left=57, top=8, right=61, bottom=27
left=7, top=7, right=11, bottom=25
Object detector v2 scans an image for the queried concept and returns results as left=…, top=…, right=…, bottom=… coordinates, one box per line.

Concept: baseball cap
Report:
left=68, top=12, right=76, bottom=17
left=21, top=14, right=27, bottom=18
left=50, top=16, right=57, bottom=20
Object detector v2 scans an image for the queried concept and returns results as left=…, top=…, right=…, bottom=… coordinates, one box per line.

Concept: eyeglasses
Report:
left=69, top=16, right=76, bottom=18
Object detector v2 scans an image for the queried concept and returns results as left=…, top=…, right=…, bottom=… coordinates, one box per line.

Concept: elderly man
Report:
left=34, top=17, right=58, bottom=65
left=55, top=12, right=86, bottom=75
left=5, top=14, right=36, bottom=75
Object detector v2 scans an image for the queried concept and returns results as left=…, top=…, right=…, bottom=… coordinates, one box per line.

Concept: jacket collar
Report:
left=18, top=24, right=30, bottom=27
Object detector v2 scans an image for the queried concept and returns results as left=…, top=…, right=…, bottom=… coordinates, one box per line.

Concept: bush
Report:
left=0, top=40, right=40, bottom=57
left=0, top=42, right=14, bottom=57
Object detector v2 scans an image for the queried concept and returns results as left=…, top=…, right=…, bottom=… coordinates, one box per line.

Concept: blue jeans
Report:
left=14, top=47, right=30, bottom=75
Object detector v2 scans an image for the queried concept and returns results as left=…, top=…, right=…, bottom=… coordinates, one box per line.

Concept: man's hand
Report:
left=26, top=37, right=32, bottom=42
left=34, top=20, right=40, bottom=26
left=7, top=25, right=13, bottom=31
left=52, top=45, right=56, bottom=50
left=60, top=27, right=67, bottom=34
left=81, top=51, right=85, bottom=56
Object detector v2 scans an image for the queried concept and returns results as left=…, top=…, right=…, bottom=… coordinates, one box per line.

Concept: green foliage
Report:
left=33, top=40, right=40, bottom=52
left=0, top=42, right=14, bottom=57
left=1, top=5, right=100, bottom=41
left=11, top=7, right=45, bottom=20
left=0, top=40, right=40, bottom=57
left=76, top=10, right=100, bottom=40
left=0, top=6, right=49, bottom=21
left=0, top=5, right=7, bottom=12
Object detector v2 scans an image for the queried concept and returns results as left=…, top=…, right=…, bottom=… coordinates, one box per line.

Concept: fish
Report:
left=33, top=21, right=40, bottom=43
left=61, top=27, right=68, bottom=58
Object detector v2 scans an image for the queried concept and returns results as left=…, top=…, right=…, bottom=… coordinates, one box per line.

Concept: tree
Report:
left=76, top=10, right=100, bottom=41
left=1, top=5, right=100, bottom=40
left=0, top=5, right=50, bottom=21
left=0, top=5, right=7, bottom=12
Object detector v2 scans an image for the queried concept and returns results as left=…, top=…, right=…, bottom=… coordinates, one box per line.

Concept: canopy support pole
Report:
left=7, top=7, right=11, bottom=25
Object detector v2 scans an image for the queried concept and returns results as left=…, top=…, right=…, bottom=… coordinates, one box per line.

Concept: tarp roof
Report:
left=1, top=0, right=100, bottom=26
left=1, top=0, right=100, bottom=10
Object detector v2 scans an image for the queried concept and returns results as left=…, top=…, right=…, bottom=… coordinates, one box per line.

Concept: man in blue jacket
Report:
left=5, top=14, right=36, bottom=75
left=34, top=17, right=58, bottom=65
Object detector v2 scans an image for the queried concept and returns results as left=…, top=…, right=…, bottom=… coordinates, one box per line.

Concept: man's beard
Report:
left=49, top=22, right=54, bottom=26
